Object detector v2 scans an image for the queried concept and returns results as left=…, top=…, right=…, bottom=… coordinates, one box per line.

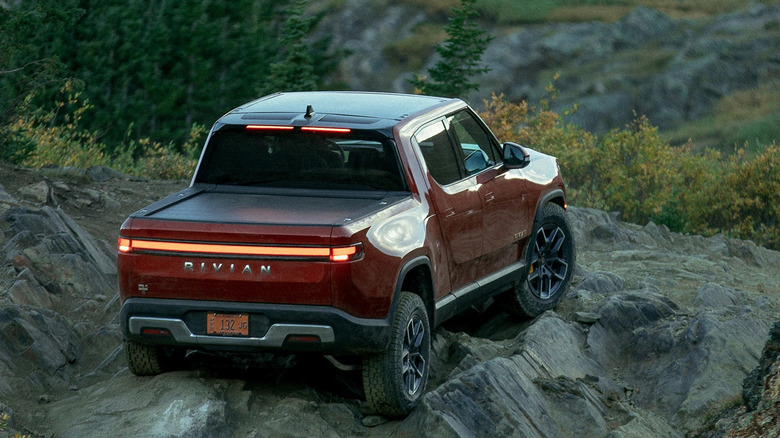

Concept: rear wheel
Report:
left=363, top=292, right=430, bottom=417
left=506, top=203, right=575, bottom=317
left=125, top=338, right=185, bottom=376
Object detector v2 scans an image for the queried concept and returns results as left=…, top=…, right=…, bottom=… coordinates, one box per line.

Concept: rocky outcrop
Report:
left=46, top=373, right=229, bottom=438
left=0, top=163, right=778, bottom=437
left=482, top=4, right=780, bottom=132
left=696, top=322, right=780, bottom=437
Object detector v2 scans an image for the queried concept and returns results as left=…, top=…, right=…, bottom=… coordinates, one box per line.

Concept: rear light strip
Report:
left=245, top=125, right=295, bottom=131
left=245, top=125, right=351, bottom=134
left=118, top=238, right=361, bottom=262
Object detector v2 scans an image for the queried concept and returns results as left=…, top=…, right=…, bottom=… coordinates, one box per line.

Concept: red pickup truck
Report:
left=118, top=91, right=575, bottom=416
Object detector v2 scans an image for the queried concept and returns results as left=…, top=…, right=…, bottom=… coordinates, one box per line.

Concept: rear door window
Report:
left=414, top=121, right=462, bottom=186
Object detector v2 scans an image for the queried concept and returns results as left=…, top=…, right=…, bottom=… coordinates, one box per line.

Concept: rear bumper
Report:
left=120, top=297, right=392, bottom=354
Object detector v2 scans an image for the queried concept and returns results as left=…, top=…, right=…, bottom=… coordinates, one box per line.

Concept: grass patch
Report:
left=399, top=0, right=460, bottom=16
left=547, top=5, right=635, bottom=22
left=730, top=113, right=780, bottom=152
left=664, top=81, right=780, bottom=152
left=380, top=0, right=780, bottom=25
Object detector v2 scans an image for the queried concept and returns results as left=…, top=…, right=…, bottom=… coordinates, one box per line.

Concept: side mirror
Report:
left=503, top=142, right=531, bottom=169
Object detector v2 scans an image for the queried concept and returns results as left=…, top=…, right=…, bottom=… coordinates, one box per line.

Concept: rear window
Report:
left=195, top=129, right=407, bottom=192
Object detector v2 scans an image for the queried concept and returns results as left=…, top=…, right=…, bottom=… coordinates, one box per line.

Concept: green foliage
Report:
left=261, top=1, right=320, bottom=94
left=0, top=0, right=82, bottom=151
left=10, top=81, right=202, bottom=180
left=729, top=114, right=780, bottom=152
left=479, top=85, right=780, bottom=250
left=1, top=0, right=339, bottom=157
left=410, top=0, right=493, bottom=98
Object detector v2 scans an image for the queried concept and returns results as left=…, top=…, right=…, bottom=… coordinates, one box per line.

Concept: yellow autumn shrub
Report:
left=479, top=91, right=780, bottom=250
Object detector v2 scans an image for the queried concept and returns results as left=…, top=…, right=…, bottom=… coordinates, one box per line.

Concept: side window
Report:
left=448, top=111, right=500, bottom=175
left=415, top=121, right=462, bottom=186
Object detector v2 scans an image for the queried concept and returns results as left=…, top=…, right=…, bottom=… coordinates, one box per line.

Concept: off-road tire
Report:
left=363, top=292, right=430, bottom=417
left=506, top=202, right=575, bottom=317
left=124, top=338, right=185, bottom=376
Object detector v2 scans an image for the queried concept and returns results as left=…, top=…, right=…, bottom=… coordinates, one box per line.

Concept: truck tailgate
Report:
left=118, top=188, right=388, bottom=305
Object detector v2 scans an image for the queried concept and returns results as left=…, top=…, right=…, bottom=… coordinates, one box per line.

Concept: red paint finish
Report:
left=118, top=91, right=567, bottom=335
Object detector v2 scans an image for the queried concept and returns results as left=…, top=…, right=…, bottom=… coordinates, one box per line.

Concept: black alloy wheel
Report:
left=527, top=222, right=570, bottom=300
left=402, top=313, right=426, bottom=396
left=503, top=202, right=576, bottom=317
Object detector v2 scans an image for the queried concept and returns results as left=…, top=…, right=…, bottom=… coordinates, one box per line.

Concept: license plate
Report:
left=207, top=313, right=249, bottom=336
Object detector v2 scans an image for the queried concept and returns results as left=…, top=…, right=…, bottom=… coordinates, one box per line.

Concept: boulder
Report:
left=742, top=321, right=780, bottom=412
left=572, top=271, right=624, bottom=295
left=588, top=293, right=769, bottom=430
left=694, top=283, right=746, bottom=308
left=0, top=305, right=81, bottom=397
left=18, top=181, right=51, bottom=205
left=46, top=373, right=229, bottom=438
left=399, top=312, right=677, bottom=437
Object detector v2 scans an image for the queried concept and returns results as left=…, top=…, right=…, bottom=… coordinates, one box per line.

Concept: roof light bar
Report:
left=301, top=127, right=351, bottom=134
left=245, top=125, right=295, bottom=131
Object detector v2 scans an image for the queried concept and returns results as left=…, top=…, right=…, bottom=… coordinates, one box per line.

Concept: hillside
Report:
left=319, top=1, right=780, bottom=151
left=0, top=162, right=779, bottom=436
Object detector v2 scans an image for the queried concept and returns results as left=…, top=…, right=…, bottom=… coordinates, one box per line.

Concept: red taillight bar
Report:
left=245, top=125, right=351, bottom=134
left=245, top=125, right=295, bottom=131
left=330, top=244, right=361, bottom=262
left=118, top=238, right=361, bottom=262
left=301, top=127, right=351, bottom=134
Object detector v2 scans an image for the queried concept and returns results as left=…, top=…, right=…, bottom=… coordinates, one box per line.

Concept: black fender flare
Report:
left=387, top=255, right=434, bottom=323
left=532, top=188, right=566, bottom=229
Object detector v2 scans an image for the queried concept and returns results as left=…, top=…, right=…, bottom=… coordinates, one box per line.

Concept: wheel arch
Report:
left=392, top=256, right=434, bottom=325
left=533, top=189, right=566, bottom=228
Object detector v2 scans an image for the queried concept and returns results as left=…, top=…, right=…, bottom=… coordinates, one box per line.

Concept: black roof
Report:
left=215, top=91, right=460, bottom=135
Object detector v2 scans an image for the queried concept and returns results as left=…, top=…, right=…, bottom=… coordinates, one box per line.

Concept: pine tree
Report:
left=410, top=0, right=493, bottom=99
left=261, top=0, right=319, bottom=95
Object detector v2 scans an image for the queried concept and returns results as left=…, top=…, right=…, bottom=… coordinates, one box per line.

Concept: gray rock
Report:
left=611, top=6, right=675, bottom=48
left=361, top=415, right=388, bottom=427
left=574, top=312, right=601, bottom=324
left=399, top=312, right=676, bottom=438
left=574, top=271, right=624, bottom=295
left=742, top=321, right=780, bottom=412
left=7, top=277, right=56, bottom=309
left=587, top=292, right=679, bottom=368
left=694, top=283, right=746, bottom=308
left=725, top=237, right=780, bottom=268
left=0, top=305, right=81, bottom=397
left=591, top=223, right=631, bottom=243
left=0, top=184, right=19, bottom=213
left=18, top=181, right=51, bottom=204
left=588, top=293, right=770, bottom=431
left=86, top=165, right=127, bottom=182
left=46, top=373, right=229, bottom=438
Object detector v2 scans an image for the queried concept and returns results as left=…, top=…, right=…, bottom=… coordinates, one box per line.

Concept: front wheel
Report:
left=363, top=292, right=430, bottom=417
left=506, top=203, right=575, bottom=317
